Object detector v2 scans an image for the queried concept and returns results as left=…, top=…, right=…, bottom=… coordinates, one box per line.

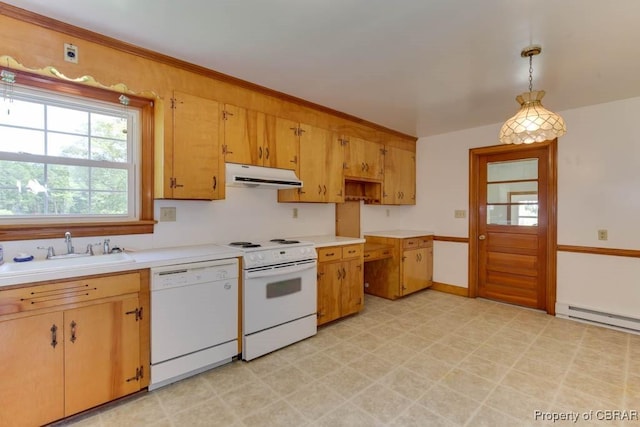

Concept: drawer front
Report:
left=317, top=247, right=342, bottom=262
left=363, top=249, right=378, bottom=261
left=419, top=236, right=433, bottom=247
left=402, top=238, right=422, bottom=249
left=0, top=272, right=141, bottom=315
left=341, top=244, right=363, bottom=259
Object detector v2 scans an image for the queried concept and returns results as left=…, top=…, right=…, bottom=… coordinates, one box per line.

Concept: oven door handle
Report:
left=245, top=261, right=316, bottom=279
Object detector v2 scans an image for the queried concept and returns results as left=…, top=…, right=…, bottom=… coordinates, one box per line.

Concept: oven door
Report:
left=243, top=259, right=317, bottom=335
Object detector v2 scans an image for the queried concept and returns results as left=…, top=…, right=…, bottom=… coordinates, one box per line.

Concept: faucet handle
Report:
left=37, top=246, right=56, bottom=259
left=85, top=243, right=101, bottom=256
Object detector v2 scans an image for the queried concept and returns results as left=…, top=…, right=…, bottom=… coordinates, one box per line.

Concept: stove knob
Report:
left=248, top=254, right=257, bottom=261
left=258, top=253, right=265, bottom=260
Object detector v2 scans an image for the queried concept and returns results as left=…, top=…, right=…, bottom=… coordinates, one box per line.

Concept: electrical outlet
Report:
left=159, top=207, right=176, bottom=222
left=64, top=43, right=78, bottom=63
left=454, top=209, right=467, bottom=219
left=597, top=229, right=608, bottom=241
left=292, top=208, right=298, bottom=219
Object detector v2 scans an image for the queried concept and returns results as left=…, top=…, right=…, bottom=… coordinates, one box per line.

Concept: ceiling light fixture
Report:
left=499, top=45, right=566, bottom=144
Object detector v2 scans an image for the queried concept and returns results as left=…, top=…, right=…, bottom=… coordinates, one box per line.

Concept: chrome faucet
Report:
left=103, top=238, right=111, bottom=255
left=64, top=231, right=74, bottom=254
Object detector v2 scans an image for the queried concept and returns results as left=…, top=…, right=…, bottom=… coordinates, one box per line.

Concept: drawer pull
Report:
left=325, top=252, right=334, bottom=257
left=348, top=250, right=356, bottom=254
left=364, top=253, right=371, bottom=258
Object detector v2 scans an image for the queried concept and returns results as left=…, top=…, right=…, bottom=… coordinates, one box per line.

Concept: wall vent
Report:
left=556, top=303, right=640, bottom=334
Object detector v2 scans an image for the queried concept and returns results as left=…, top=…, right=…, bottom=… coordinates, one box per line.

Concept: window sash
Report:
left=0, top=83, right=140, bottom=221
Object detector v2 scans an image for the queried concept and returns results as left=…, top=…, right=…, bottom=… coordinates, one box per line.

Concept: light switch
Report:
left=597, top=229, right=608, bottom=241
left=454, top=210, right=467, bottom=219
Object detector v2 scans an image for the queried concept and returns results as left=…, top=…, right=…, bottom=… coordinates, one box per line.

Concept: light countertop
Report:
left=0, top=244, right=242, bottom=288
left=363, top=230, right=434, bottom=239
left=292, top=235, right=366, bottom=248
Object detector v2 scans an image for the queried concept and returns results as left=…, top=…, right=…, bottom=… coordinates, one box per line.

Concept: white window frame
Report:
left=0, top=84, right=141, bottom=223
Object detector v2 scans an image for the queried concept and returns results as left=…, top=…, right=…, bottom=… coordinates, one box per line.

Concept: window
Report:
left=0, top=69, right=154, bottom=240
left=0, top=85, right=138, bottom=219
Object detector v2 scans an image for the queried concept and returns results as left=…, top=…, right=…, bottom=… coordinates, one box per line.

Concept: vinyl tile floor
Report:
left=60, top=290, right=640, bottom=426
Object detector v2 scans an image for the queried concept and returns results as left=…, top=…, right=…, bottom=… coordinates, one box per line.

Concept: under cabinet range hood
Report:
left=225, top=163, right=303, bottom=189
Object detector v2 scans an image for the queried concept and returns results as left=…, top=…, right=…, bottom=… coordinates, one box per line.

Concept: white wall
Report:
left=405, top=96, right=640, bottom=318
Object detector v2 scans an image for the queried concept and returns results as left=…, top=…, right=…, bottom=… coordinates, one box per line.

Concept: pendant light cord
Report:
left=528, top=54, right=534, bottom=92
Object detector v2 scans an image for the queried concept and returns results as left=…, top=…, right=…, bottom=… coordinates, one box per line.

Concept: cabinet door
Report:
left=0, top=312, right=64, bottom=427
left=401, top=248, right=428, bottom=295
left=344, top=137, right=384, bottom=181
left=222, top=104, right=261, bottom=166
left=341, top=258, right=364, bottom=317
left=274, top=117, right=300, bottom=172
left=64, top=296, right=141, bottom=416
left=298, top=124, right=344, bottom=203
left=383, top=146, right=416, bottom=205
left=317, top=262, right=342, bottom=325
left=172, top=90, right=221, bottom=200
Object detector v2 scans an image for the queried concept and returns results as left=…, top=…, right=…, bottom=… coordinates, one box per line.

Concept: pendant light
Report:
left=499, top=45, right=566, bottom=144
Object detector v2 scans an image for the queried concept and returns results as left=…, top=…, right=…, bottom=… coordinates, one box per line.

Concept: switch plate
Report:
left=64, top=43, right=78, bottom=63
left=454, top=209, right=467, bottom=219
left=292, top=208, right=298, bottom=219
left=386, top=209, right=391, bottom=217
left=597, top=229, right=608, bottom=241
left=159, top=207, right=176, bottom=222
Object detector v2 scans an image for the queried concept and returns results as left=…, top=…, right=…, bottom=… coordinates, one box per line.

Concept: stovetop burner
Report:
left=270, top=239, right=300, bottom=244
left=229, top=241, right=262, bottom=248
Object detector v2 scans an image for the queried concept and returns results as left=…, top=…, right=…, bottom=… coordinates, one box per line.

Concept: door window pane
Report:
left=487, top=158, right=538, bottom=181
left=487, top=181, right=537, bottom=204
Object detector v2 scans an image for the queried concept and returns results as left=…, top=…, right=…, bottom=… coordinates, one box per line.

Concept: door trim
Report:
left=468, top=140, right=558, bottom=314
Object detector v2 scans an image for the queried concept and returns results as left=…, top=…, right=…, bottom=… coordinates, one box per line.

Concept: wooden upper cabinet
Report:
left=169, top=90, right=222, bottom=200
left=278, top=123, right=344, bottom=203
left=222, top=104, right=281, bottom=168
left=343, top=136, right=384, bottom=181
left=383, top=146, right=416, bottom=205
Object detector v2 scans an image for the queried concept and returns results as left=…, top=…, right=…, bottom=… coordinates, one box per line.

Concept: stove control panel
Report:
left=243, top=245, right=316, bottom=268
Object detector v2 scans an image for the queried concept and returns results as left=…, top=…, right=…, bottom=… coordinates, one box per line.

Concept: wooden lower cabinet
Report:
left=364, top=235, right=433, bottom=300
left=0, top=271, right=149, bottom=427
left=316, top=244, right=364, bottom=325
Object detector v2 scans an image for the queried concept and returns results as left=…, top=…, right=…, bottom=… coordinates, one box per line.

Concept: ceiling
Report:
left=4, top=0, right=640, bottom=138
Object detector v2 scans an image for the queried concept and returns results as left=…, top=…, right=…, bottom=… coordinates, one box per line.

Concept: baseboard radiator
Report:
left=556, top=303, right=640, bottom=334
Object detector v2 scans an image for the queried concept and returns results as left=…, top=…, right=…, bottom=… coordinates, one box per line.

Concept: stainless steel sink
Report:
left=0, top=252, right=135, bottom=276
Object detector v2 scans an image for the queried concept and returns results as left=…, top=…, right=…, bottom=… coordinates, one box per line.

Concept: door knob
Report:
left=478, top=234, right=486, bottom=240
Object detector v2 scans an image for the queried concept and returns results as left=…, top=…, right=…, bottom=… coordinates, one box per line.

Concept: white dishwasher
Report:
left=149, top=258, right=238, bottom=390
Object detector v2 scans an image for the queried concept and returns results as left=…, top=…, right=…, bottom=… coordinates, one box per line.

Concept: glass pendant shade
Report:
left=499, top=90, right=566, bottom=145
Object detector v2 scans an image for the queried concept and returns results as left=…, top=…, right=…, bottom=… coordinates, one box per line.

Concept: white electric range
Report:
left=227, top=239, right=317, bottom=361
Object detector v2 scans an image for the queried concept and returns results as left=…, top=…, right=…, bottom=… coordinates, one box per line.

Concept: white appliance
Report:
left=226, top=162, right=303, bottom=189
left=228, top=239, right=317, bottom=360
left=149, top=258, right=239, bottom=390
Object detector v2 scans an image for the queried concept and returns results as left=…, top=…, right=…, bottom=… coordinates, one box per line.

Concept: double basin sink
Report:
left=0, top=252, right=135, bottom=277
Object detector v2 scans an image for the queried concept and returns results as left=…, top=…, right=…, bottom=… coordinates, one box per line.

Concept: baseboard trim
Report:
left=431, top=282, right=469, bottom=297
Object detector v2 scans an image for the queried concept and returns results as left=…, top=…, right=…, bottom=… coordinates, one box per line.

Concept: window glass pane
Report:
left=0, top=127, right=45, bottom=154
left=487, top=158, right=538, bottom=182
left=0, top=99, right=44, bottom=128
left=47, top=105, right=88, bottom=134
left=91, top=191, right=127, bottom=215
left=92, top=168, right=128, bottom=192
left=48, top=164, right=90, bottom=190
left=91, top=113, right=127, bottom=139
left=48, top=133, right=89, bottom=158
left=91, top=137, right=127, bottom=162
left=487, top=181, right=537, bottom=203
left=0, top=161, right=45, bottom=215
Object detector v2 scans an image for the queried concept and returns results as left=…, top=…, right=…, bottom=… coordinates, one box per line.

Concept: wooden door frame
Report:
left=468, top=139, right=558, bottom=315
